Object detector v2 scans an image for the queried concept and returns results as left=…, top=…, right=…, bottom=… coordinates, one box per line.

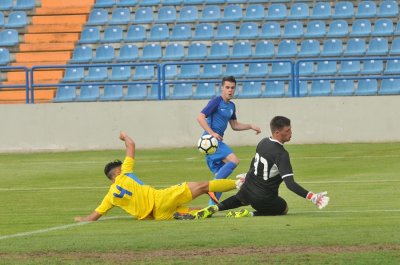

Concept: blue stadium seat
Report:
left=205, top=0, right=225, bottom=3
left=94, top=0, right=115, bottom=8
left=321, top=39, right=343, bottom=56
left=79, top=27, right=100, bottom=44
left=134, top=7, right=153, bottom=23
left=169, top=83, right=193, bottom=99
left=0, top=0, right=12, bottom=10
left=14, top=0, right=35, bottom=10
left=187, top=42, right=207, bottom=59
left=164, top=43, right=185, bottom=60
left=288, top=3, right=309, bottom=19
left=344, top=38, right=366, bottom=56
left=266, top=4, right=287, bottom=20
left=53, top=85, right=77, bottom=102
left=315, top=60, right=337, bottom=75
left=179, top=64, right=200, bottom=78
left=208, top=42, right=229, bottom=59
left=178, top=6, right=198, bottom=22
left=238, top=22, right=258, bottom=39
left=156, top=6, right=177, bottom=23
left=5, top=11, right=27, bottom=28
left=247, top=62, right=268, bottom=77
left=366, top=37, right=389, bottom=55
left=0, top=12, right=4, bottom=27
left=70, top=46, right=92, bottom=63
left=100, top=85, right=124, bottom=101
left=200, top=5, right=220, bottom=22
left=226, top=63, right=245, bottom=77
left=253, top=40, right=274, bottom=58
left=270, top=62, right=291, bottom=76
left=142, top=43, right=162, bottom=60
left=109, top=8, right=130, bottom=24
left=84, top=66, right=108, bottom=81
left=298, top=61, right=314, bottom=76
left=125, top=84, right=147, bottom=100
left=109, top=66, right=131, bottom=81
left=231, top=41, right=252, bottom=58
left=310, top=80, right=331, bottom=96
left=87, top=9, right=108, bottom=25
left=102, top=26, right=123, bottom=43
left=139, top=0, right=160, bottom=5
left=327, top=20, right=348, bottom=37
left=295, top=81, right=308, bottom=97
left=333, top=79, right=354, bottom=96
left=62, top=67, right=84, bottom=82
left=203, top=63, right=223, bottom=78
left=311, top=2, right=331, bottom=19
left=350, top=19, right=371, bottom=37
left=261, top=22, right=281, bottom=38
left=215, top=23, right=236, bottom=39
left=395, top=23, right=400, bottom=35
left=170, top=24, right=191, bottom=40
left=164, top=65, right=178, bottom=79
left=0, top=47, right=10, bottom=65
left=116, top=0, right=138, bottom=7
left=362, top=59, right=384, bottom=74
left=117, top=44, right=139, bottom=62
left=238, top=81, right=262, bottom=98
left=222, top=4, right=242, bottom=21
left=277, top=39, right=297, bottom=57
left=384, top=59, right=400, bottom=74
left=0, top=29, right=18, bottom=46
left=377, top=1, right=398, bottom=17
left=126, top=25, right=146, bottom=42
left=147, top=84, right=164, bottom=100
left=93, top=44, right=115, bottom=62
left=339, top=60, right=361, bottom=75
left=244, top=4, right=264, bottom=21
left=333, top=1, right=354, bottom=18
left=194, top=82, right=217, bottom=99
left=356, top=1, right=376, bottom=18
left=149, top=24, right=169, bottom=41
left=162, top=0, right=182, bottom=5
left=193, top=23, right=213, bottom=40
left=356, top=78, right=378, bottom=95
left=132, top=65, right=155, bottom=80
left=372, top=18, right=394, bottom=36
left=183, top=0, right=202, bottom=4
left=379, top=78, right=400, bottom=94
left=304, top=20, right=326, bottom=37
left=299, top=39, right=320, bottom=57
left=390, top=37, right=400, bottom=55
left=283, top=21, right=304, bottom=38
left=264, top=81, right=285, bottom=97
left=77, top=85, right=100, bottom=101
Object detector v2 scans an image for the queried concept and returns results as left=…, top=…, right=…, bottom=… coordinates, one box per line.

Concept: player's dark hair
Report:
left=222, top=76, right=236, bottom=85
left=270, top=116, right=291, bottom=133
left=104, top=160, right=122, bottom=180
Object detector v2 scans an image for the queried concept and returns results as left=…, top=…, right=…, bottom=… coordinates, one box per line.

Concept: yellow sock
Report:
left=209, top=179, right=236, bottom=192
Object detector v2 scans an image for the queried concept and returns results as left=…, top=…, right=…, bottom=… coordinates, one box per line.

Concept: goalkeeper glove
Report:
left=235, top=173, right=246, bottom=189
left=307, top=191, right=330, bottom=209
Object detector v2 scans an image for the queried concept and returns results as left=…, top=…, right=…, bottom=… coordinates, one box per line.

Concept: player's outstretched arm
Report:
left=229, top=120, right=261, bottom=134
left=119, top=131, right=135, bottom=159
left=196, top=113, right=222, bottom=141
left=74, top=211, right=102, bottom=222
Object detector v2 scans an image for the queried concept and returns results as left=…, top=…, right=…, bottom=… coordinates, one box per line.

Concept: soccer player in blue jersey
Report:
left=197, top=76, right=261, bottom=205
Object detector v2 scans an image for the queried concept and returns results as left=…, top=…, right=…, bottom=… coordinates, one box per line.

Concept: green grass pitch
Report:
left=0, top=143, right=399, bottom=264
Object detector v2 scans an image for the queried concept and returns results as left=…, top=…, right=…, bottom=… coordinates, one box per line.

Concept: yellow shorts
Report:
left=153, top=182, right=193, bottom=220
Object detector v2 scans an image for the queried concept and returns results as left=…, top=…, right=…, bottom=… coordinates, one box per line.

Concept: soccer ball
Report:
left=197, top=135, right=218, bottom=155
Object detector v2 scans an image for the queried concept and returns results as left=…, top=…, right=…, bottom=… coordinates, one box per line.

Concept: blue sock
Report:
left=208, top=161, right=237, bottom=205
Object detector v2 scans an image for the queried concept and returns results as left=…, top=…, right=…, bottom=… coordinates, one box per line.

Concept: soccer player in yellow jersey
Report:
left=74, top=131, right=238, bottom=222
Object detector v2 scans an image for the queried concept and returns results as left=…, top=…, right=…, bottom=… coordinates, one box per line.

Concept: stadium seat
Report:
left=200, top=5, right=221, bottom=22
left=205, top=0, right=225, bottom=4
left=283, top=21, right=304, bottom=38
left=0, top=12, right=4, bottom=27
left=84, top=66, right=108, bottom=81
left=70, top=46, right=92, bottom=63
left=333, top=1, right=354, bottom=18
left=263, top=80, right=285, bottom=97
left=390, top=37, right=400, bottom=55
left=326, top=20, right=348, bottom=37
left=238, top=81, right=262, bottom=98
left=0, top=29, right=18, bottom=46
left=178, top=6, right=198, bottom=22
left=77, top=85, right=100, bottom=101
left=149, top=24, right=169, bottom=41
left=164, top=43, right=185, bottom=60
left=94, top=0, right=115, bottom=7
left=132, top=65, right=155, bottom=80
left=109, top=8, right=131, bottom=25
left=164, top=64, right=178, bottom=79
left=299, top=39, right=320, bottom=57
left=296, top=81, right=308, bottom=97
left=187, top=42, right=207, bottom=59
left=14, top=0, right=35, bottom=10
left=304, top=20, right=326, bottom=37
left=266, top=4, right=287, bottom=20
left=139, top=0, right=160, bottom=5
left=344, top=38, right=366, bottom=56
left=193, top=23, right=213, bottom=40
left=247, top=62, right=268, bottom=77
left=147, top=84, right=164, bottom=100
left=310, top=80, right=331, bottom=96
left=253, top=40, right=274, bottom=58
left=134, top=7, right=153, bottom=23
left=193, top=82, right=217, bottom=99
left=109, top=66, right=131, bottom=81
left=117, top=44, right=139, bottom=62
left=0, top=47, right=10, bottom=65
left=79, top=27, right=100, bottom=44
left=366, top=37, right=389, bottom=55
left=126, top=25, right=146, bottom=42
left=142, top=43, right=162, bottom=61
left=244, top=4, right=264, bottom=21
left=356, top=1, right=377, bottom=18
left=53, top=85, right=77, bottom=102
left=270, top=62, right=291, bottom=76
left=311, top=2, right=331, bottom=19
left=169, top=83, right=193, bottom=99
left=156, top=6, right=177, bottom=23
left=261, top=22, right=281, bottom=38
left=384, top=59, right=400, bottom=74
left=179, top=64, right=200, bottom=78
left=102, top=26, right=123, bottom=43
left=183, top=0, right=202, bottom=4
left=377, top=1, right=398, bottom=17
left=87, top=9, right=108, bottom=25
left=62, top=67, right=84, bottom=82
left=238, top=22, right=258, bottom=39
left=0, top=0, right=12, bottom=10
left=231, top=41, right=252, bottom=58
left=100, top=85, right=124, bottom=101
left=315, top=60, right=337, bottom=75
left=338, top=60, right=361, bottom=75
left=203, top=63, right=223, bottom=78
left=93, top=44, right=115, bottom=62
left=225, top=63, right=245, bottom=77
left=170, top=24, right=191, bottom=40
left=298, top=61, right=314, bottom=76
left=321, top=39, right=343, bottom=56
left=372, top=18, right=394, bottom=36
left=222, top=4, right=242, bottom=21
left=5, top=11, right=27, bottom=28
left=124, top=84, right=147, bottom=100
left=288, top=3, right=309, bottom=19
left=208, top=42, right=229, bottom=59
left=276, top=39, right=297, bottom=57
left=215, top=23, right=236, bottom=40
left=162, top=0, right=182, bottom=5
left=116, top=0, right=138, bottom=7
left=350, top=19, right=371, bottom=37
left=356, top=78, right=378, bottom=95
left=362, top=59, right=384, bottom=74
left=333, top=79, right=355, bottom=96
left=379, top=78, right=400, bottom=94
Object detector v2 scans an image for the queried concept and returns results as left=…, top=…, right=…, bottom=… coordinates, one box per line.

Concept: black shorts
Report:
left=237, top=188, right=287, bottom=216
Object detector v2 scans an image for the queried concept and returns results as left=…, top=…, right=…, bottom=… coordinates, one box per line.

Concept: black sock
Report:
left=217, top=195, right=243, bottom=211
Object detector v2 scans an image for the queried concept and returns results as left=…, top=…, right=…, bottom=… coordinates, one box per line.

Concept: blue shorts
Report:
left=205, top=141, right=233, bottom=174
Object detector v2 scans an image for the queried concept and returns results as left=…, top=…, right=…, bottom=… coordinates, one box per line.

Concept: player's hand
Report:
left=119, top=131, right=127, bottom=141
left=252, top=125, right=261, bottom=135
left=74, top=216, right=85, bottom=222
left=307, top=191, right=330, bottom=209
left=211, top=132, right=223, bottom=141
left=235, top=173, right=247, bottom=189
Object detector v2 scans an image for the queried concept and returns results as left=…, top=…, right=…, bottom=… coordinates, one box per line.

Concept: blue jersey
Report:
left=200, top=96, right=237, bottom=137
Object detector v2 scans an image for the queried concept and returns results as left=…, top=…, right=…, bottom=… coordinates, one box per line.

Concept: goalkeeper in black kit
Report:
left=177, top=116, right=330, bottom=219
